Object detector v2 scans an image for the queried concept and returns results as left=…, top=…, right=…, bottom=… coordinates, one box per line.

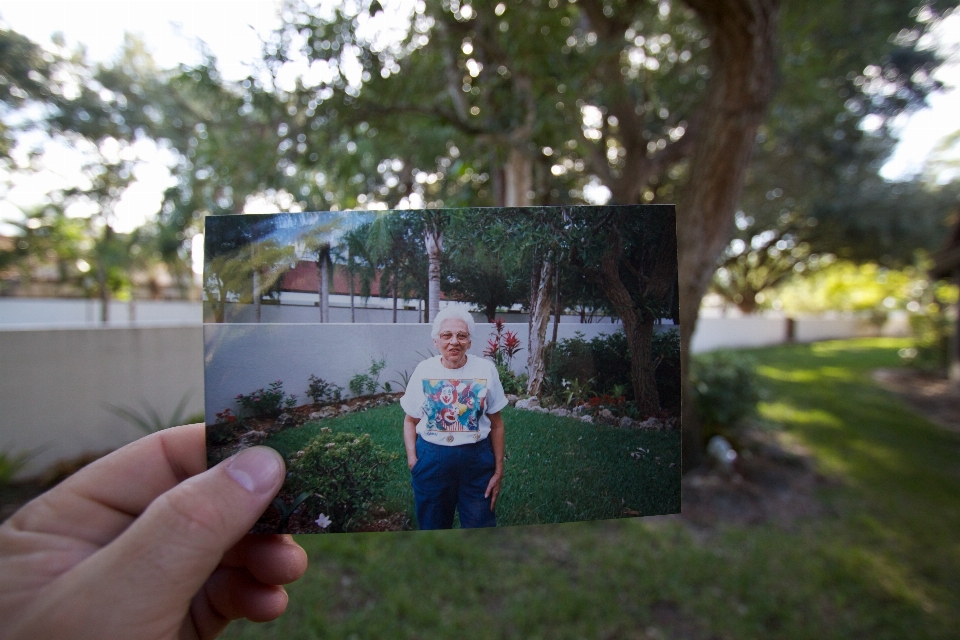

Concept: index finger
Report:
left=6, top=423, right=208, bottom=547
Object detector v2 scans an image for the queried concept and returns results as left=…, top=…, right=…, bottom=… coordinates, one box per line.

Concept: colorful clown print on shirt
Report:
left=423, top=378, right=486, bottom=432
left=400, top=354, right=509, bottom=446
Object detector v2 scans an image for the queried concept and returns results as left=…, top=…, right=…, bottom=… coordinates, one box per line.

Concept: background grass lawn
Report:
left=264, top=405, right=682, bottom=527
left=223, top=338, right=960, bottom=640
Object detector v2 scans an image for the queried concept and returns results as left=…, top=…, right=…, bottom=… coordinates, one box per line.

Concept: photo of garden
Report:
left=203, top=205, right=681, bottom=533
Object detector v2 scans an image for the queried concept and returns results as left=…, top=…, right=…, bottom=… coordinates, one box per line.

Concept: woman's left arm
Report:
left=485, top=411, right=505, bottom=510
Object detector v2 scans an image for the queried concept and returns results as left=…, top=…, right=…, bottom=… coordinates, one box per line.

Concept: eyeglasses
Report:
left=438, top=332, right=471, bottom=342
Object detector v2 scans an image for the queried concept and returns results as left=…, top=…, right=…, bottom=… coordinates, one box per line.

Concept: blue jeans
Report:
left=411, top=436, right=497, bottom=530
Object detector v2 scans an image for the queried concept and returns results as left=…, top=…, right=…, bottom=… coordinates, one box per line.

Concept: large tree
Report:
left=251, top=0, right=955, bottom=467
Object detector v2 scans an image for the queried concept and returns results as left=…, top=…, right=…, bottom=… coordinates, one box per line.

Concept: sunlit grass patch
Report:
left=223, top=338, right=960, bottom=640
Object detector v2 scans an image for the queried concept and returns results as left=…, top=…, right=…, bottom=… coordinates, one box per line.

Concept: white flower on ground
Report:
left=315, top=513, right=332, bottom=529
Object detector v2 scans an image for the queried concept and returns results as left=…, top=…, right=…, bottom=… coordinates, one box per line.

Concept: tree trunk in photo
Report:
left=597, top=251, right=661, bottom=415
left=424, top=226, right=443, bottom=322
left=678, top=0, right=780, bottom=471
left=552, top=260, right=561, bottom=344
left=349, top=271, right=356, bottom=323
left=526, top=254, right=554, bottom=397
left=252, top=266, right=261, bottom=323
left=392, top=275, right=398, bottom=323
left=215, top=285, right=225, bottom=323
left=250, top=241, right=261, bottom=324
left=318, top=249, right=330, bottom=323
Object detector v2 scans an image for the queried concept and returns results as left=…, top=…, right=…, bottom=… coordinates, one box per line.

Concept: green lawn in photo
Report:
left=264, top=405, right=682, bottom=527
left=224, top=338, right=960, bottom=640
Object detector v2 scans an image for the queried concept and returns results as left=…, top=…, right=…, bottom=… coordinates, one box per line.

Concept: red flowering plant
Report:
left=485, top=318, right=527, bottom=395
left=215, top=408, right=238, bottom=424
left=484, top=318, right=521, bottom=368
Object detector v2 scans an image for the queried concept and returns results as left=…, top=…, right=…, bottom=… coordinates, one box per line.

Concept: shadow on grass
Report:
left=220, top=339, right=960, bottom=640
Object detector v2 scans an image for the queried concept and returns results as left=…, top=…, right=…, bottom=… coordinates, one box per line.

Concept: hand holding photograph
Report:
left=203, top=205, right=681, bottom=534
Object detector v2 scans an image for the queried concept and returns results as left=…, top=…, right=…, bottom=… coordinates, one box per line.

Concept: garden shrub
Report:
left=545, top=328, right=681, bottom=413
left=287, top=430, right=396, bottom=533
left=236, top=381, right=296, bottom=418
left=690, top=351, right=761, bottom=434
left=349, top=359, right=386, bottom=397
left=306, top=375, right=343, bottom=404
left=902, top=309, right=952, bottom=371
left=497, top=363, right=528, bottom=395
left=485, top=318, right=526, bottom=394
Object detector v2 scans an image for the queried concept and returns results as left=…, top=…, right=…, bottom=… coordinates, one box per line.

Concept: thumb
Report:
left=69, top=446, right=286, bottom=623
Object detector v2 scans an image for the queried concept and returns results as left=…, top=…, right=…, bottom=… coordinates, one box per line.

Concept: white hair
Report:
left=431, top=306, right=476, bottom=340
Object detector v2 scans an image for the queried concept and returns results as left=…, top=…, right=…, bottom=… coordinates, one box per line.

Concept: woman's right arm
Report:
left=403, top=413, right=419, bottom=469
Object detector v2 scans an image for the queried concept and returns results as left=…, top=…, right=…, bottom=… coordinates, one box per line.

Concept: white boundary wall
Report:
left=203, top=322, right=643, bottom=421
left=0, top=298, right=202, bottom=328
left=2, top=314, right=898, bottom=478
left=0, top=326, right=204, bottom=477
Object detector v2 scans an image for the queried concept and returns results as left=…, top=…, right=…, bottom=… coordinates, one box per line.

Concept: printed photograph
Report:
left=204, top=205, right=681, bottom=534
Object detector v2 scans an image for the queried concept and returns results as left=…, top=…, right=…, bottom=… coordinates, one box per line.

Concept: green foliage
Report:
left=386, top=369, right=412, bottom=392
left=496, top=363, right=528, bottom=396
left=691, top=352, right=762, bottom=433
left=287, top=430, right=396, bottom=533
left=106, top=391, right=194, bottom=434
left=0, top=448, right=34, bottom=486
left=349, top=359, right=386, bottom=397
left=270, top=491, right=313, bottom=535
left=484, top=318, right=526, bottom=395
left=903, top=309, right=953, bottom=371
left=305, top=375, right=343, bottom=405
left=775, top=259, right=916, bottom=317
left=559, top=377, right=596, bottom=408
left=235, top=381, right=296, bottom=419
left=545, top=329, right=681, bottom=413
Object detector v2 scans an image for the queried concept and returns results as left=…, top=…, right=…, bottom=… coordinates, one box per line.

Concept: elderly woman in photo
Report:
left=400, top=306, right=507, bottom=529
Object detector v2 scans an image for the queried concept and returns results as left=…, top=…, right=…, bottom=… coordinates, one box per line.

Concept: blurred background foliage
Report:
left=1, top=0, right=959, bottom=452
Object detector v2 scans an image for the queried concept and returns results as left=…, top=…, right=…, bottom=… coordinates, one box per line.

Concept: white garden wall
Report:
left=1, top=312, right=894, bottom=479
left=203, top=322, right=645, bottom=420
left=0, top=326, right=204, bottom=477
left=0, top=298, right=202, bottom=328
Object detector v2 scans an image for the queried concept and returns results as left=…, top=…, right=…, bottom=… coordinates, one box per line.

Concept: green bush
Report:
left=902, top=309, right=952, bottom=371
left=349, top=359, right=385, bottom=397
left=287, top=430, right=396, bottom=533
left=497, top=363, right=528, bottom=395
left=236, top=381, right=296, bottom=418
left=544, top=328, right=681, bottom=413
left=691, top=351, right=761, bottom=433
left=306, top=375, right=343, bottom=404
left=0, top=449, right=33, bottom=486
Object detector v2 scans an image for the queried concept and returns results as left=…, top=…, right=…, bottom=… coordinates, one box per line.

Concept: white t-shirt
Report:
left=400, top=354, right=508, bottom=447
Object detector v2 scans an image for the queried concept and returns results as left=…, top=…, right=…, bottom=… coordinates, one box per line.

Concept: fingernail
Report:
left=226, top=446, right=285, bottom=494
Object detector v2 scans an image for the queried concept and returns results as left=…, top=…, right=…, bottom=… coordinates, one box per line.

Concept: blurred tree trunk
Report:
left=678, top=0, right=780, bottom=470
